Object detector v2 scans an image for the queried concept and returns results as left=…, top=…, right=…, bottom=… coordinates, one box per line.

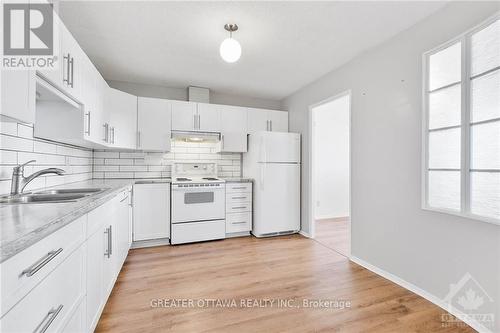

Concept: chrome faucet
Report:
left=10, top=160, right=65, bottom=195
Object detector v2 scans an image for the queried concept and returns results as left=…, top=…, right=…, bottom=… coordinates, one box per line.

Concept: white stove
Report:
left=170, top=163, right=226, bottom=245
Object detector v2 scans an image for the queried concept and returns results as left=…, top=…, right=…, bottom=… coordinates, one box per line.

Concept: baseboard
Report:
left=350, top=256, right=493, bottom=333
left=131, top=238, right=170, bottom=249
left=225, top=231, right=251, bottom=238
left=299, top=230, right=312, bottom=238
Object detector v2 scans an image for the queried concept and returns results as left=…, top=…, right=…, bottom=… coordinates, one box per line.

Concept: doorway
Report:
left=310, top=91, right=351, bottom=257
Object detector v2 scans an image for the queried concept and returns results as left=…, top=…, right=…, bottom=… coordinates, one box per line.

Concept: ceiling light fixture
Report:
left=220, top=24, right=241, bottom=63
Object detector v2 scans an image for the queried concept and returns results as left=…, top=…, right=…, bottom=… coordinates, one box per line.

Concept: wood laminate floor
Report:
left=315, top=218, right=350, bottom=257
left=95, top=235, right=474, bottom=333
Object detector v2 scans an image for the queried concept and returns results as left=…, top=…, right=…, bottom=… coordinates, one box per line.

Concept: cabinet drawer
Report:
left=226, top=192, right=252, bottom=204
left=0, top=217, right=85, bottom=317
left=226, top=201, right=252, bottom=214
left=226, top=183, right=252, bottom=193
left=226, top=213, right=252, bottom=233
left=0, top=245, right=85, bottom=333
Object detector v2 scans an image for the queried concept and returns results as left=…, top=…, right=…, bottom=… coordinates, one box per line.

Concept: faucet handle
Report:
left=13, top=160, right=36, bottom=174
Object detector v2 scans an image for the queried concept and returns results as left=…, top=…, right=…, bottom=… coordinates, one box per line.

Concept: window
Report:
left=423, top=16, right=500, bottom=224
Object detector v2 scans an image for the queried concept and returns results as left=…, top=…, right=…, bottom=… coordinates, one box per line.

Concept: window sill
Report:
left=422, top=205, right=500, bottom=226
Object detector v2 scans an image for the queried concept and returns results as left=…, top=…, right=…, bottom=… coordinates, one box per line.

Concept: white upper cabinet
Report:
left=171, top=100, right=197, bottom=131
left=137, top=97, right=172, bottom=151
left=268, top=110, right=288, bottom=132
left=106, top=87, right=137, bottom=149
left=1, top=70, right=36, bottom=124
left=219, top=105, right=247, bottom=133
left=60, top=23, right=83, bottom=102
left=247, top=108, right=288, bottom=133
left=197, top=103, right=220, bottom=132
left=247, top=108, right=270, bottom=132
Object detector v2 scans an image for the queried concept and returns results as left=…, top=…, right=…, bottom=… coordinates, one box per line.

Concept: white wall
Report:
left=313, top=94, right=350, bottom=219
left=107, top=80, right=283, bottom=110
left=282, top=2, right=500, bottom=332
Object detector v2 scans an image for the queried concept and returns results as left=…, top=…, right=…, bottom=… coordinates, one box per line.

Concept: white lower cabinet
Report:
left=225, top=182, right=253, bottom=234
left=0, top=188, right=132, bottom=333
left=133, top=183, right=171, bottom=242
left=0, top=245, right=86, bottom=333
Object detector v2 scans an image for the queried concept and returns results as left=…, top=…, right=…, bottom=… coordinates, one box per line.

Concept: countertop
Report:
left=0, top=178, right=171, bottom=264
left=222, top=178, right=253, bottom=183
left=0, top=176, right=251, bottom=263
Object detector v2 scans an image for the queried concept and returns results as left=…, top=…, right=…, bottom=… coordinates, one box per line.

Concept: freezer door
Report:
left=253, top=163, right=300, bottom=235
left=258, top=132, right=300, bottom=163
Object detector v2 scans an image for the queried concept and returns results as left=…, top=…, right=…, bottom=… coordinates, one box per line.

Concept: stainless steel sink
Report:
left=0, top=193, right=88, bottom=204
left=35, top=188, right=105, bottom=195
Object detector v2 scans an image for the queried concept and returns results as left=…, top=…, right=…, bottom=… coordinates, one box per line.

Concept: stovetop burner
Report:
left=176, top=177, right=192, bottom=181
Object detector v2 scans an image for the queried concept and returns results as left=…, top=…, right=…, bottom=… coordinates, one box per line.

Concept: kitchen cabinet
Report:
left=106, top=87, right=137, bottom=149
left=137, top=97, right=172, bottom=151
left=171, top=100, right=197, bottom=131
left=60, top=23, right=83, bottom=102
left=0, top=70, right=36, bottom=124
left=115, top=190, right=132, bottom=270
left=133, top=183, right=171, bottom=242
left=85, top=222, right=105, bottom=332
left=217, top=105, right=248, bottom=152
left=225, top=182, right=252, bottom=234
left=247, top=108, right=288, bottom=133
left=197, top=103, right=220, bottom=132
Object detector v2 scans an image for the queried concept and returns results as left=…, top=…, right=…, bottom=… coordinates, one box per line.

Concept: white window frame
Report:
left=422, top=12, right=500, bottom=226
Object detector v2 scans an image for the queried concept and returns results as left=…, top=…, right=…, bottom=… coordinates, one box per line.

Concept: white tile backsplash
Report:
left=0, top=118, right=93, bottom=195
left=93, top=141, right=242, bottom=179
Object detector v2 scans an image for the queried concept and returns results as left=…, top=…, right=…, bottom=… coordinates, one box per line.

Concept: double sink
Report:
left=0, top=188, right=108, bottom=205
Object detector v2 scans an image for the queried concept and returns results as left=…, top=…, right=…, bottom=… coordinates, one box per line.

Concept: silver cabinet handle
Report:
left=137, top=131, right=141, bottom=148
left=270, top=120, right=273, bottom=131
left=35, top=304, right=63, bottom=333
left=221, top=134, right=224, bottom=150
left=103, top=123, right=108, bottom=142
left=231, top=196, right=247, bottom=199
left=232, top=221, right=247, bottom=225
left=63, top=54, right=70, bottom=86
left=232, top=186, right=247, bottom=190
left=198, top=114, right=201, bottom=130
left=109, top=225, right=112, bottom=255
left=104, top=227, right=111, bottom=258
left=21, top=248, right=63, bottom=278
left=85, top=111, right=91, bottom=135
left=110, top=127, right=115, bottom=144
left=70, top=56, right=74, bottom=88
left=232, top=206, right=247, bottom=209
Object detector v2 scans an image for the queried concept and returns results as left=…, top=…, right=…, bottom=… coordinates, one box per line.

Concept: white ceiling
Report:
left=58, top=1, right=448, bottom=101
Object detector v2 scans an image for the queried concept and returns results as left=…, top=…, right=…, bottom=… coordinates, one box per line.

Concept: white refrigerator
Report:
left=243, top=132, right=301, bottom=237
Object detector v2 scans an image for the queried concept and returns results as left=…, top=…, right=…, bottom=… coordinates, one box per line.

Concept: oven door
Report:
left=171, top=185, right=225, bottom=223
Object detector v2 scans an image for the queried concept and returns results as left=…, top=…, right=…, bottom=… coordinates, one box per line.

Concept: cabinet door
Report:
left=107, top=88, right=137, bottom=149
left=219, top=105, right=247, bottom=133
left=1, top=70, right=35, bottom=124
left=133, top=184, right=170, bottom=241
left=219, top=132, right=247, bottom=153
left=137, top=97, right=171, bottom=151
left=115, top=191, right=131, bottom=270
left=197, top=103, right=220, bottom=132
left=247, top=108, right=269, bottom=133
left=171, top=100, right=196, bottom=131
left=86, top=228, right=104, bottom=332
left=60, top=23, right=82, bottom=101
left=36, top=9, right=62, bottom=87
left=269, top=110, right=288, bottom=132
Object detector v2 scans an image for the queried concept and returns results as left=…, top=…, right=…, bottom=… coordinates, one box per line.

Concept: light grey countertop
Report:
left=0, top=178, right=171, bottom=264
left=222, top=178, right=253, bottom=183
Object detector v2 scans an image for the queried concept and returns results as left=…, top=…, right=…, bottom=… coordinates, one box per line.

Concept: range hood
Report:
left=171, top=131, right=220, bottom=143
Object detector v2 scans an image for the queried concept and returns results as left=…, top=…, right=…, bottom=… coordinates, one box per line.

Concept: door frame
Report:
left=308, top=90, right=352, bottom=256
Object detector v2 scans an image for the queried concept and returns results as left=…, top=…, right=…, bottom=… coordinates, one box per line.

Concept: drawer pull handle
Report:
left=231, top=196, right=247, bottom=199
left=232, top=186, right=247, bottom=190
left=232, top=221, right=247, bottom=225
left=232, top=206, right=247, bottom=209
left=35, top=304, right=63, bottom=333
left=21, top=248, right=63, bottom=278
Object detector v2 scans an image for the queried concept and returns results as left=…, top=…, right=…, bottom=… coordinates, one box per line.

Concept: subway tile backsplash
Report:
left=93, top=141, right=242, bottom=179
left=0, top=118, right=93, bottom=195
left=0, top=117, right=242, bottom=195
